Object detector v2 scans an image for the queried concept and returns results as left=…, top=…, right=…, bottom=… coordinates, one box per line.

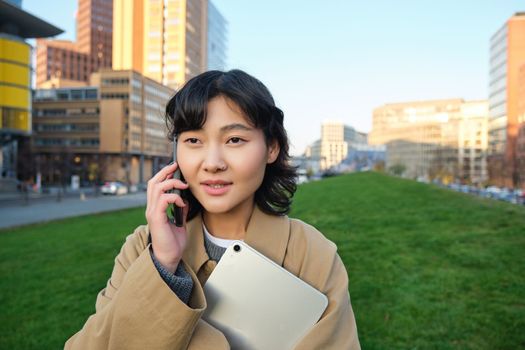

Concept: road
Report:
left=0, top=192, right=147, bottom=230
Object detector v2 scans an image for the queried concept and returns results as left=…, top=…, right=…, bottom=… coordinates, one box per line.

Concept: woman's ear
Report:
left=267, top=140, right=280, bottom=164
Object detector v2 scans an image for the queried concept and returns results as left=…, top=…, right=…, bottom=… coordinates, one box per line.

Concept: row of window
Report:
left=35, top=123, right=99, bottom=132
left=101, top=93, right=129, bottom=99
left=102, top=78, right=130, bottom=86
left=35, top=108, right=99, bottom=117
left=34, top=88, right=98, bottom=101
left=34, top=138, right=100, bottom=147
left=145, top=84, right=172, bottom=100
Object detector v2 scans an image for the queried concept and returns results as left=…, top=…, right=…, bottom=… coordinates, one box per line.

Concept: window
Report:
left=85, top=89, right=98, bottom=99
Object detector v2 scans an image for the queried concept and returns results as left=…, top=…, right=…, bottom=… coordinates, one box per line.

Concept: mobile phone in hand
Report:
left=170, top=139, right=184, bottom=227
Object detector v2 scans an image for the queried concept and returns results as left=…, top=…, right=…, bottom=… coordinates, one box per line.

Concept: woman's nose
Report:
left=202, top=147, right=227, bottom=173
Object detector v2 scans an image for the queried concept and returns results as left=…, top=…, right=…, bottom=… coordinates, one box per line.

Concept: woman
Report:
left=65, top=70, right=360, bottom=349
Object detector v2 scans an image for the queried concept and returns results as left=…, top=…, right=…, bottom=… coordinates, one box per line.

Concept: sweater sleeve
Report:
left=150, top=247, right=194, bottom=304
left=64, top=225, right=230, bottom=350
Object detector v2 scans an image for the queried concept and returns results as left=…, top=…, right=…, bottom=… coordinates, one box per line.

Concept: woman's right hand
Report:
left=145, top=162, right=190, bottom=273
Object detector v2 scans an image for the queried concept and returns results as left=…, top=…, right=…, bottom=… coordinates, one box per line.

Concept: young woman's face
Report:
left=177, top=95, right=279, bottom=215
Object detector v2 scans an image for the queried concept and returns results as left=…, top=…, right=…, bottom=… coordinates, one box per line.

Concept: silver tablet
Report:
left=202, top=241, right=328, bottom=350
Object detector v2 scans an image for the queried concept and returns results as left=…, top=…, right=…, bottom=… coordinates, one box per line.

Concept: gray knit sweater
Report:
left=150, top=231, right=227, bottom=304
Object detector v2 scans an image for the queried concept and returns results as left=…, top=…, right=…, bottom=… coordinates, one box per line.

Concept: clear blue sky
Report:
left=23, top=0, right=524, bottom=155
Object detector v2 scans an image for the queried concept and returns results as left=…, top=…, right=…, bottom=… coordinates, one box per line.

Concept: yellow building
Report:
left=0, top=0, right=62, bottom=189
left=0, top=37, right=31, bottom=134
left=113, top=0, right=208, bottom=90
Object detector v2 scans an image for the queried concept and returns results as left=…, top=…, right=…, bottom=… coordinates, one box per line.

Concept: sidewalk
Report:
left=0, top=192, right=147, bottom=230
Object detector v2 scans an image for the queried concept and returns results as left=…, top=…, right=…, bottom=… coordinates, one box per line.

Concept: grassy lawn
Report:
left=1, top=172, right=524, bottom=349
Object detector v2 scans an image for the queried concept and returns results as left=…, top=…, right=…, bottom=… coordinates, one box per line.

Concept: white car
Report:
left=101, top=182, right=128, bottom=195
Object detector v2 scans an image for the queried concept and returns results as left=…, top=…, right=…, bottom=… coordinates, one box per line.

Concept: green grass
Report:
left=0, top=207, right=146, bottom=349
left=1, top=172, right=524, bottom=349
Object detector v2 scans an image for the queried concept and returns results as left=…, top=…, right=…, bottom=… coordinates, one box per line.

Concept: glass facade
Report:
left=34, top=88, right=98, bottom=102
left=207, top=1, right=227, bottom=70
left=488, top=24, right=508, bottom=156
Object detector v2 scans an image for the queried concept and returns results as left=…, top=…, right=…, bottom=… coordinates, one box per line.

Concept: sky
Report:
left=23, top=0, right=524, bottom=155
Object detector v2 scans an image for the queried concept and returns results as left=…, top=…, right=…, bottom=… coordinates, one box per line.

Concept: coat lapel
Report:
left=244, top=206, right=290, bottom=267
left=183, top=214, right=209, bottom=274
left=183, top=205, right=291, bottom=272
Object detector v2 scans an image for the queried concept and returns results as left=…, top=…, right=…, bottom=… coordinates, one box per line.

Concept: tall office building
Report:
left=370, top=99, right=489, bottom=184
left=0, top=0, right=62, bottom=191
left=487, top=12, right=525, bottom=188
left=77, top=0, right=112, bottom=62
left=35, top=0, right=112, bottom=87
left=516, top=63, right=525, bottom=189
left=207, top=0, right=227, bottom=70
left=112, top=0, right=143, bottom=74
left=113, top=0, right=218, bottom=90
left=31, top=70, right=173, bottom=185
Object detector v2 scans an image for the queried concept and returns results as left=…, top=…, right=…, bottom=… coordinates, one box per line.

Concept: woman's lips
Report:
left=201, top=183, right=232, bottom=196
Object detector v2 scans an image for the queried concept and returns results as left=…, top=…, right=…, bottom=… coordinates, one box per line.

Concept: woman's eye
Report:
left=184, top=138, right=200, bottom=144
left=227, top=137, right=245, bottom=144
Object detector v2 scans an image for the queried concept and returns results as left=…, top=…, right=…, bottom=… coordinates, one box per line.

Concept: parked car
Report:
left=100, top=181, right=128, bottom=195
left=485, top=186, right=502, bottom=198
left=496, top=188, right=513, bottom=202
left=511, top=189, right=525, bottom=205
left=296, top=169, right=308, bottom=184
left=460, top=185, right=470, bottom=193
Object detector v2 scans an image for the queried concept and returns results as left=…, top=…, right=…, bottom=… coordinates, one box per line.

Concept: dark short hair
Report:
left=165, top=69, right=297, bottom=220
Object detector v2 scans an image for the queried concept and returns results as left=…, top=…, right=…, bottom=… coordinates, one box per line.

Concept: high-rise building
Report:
left=35, top=0, right=112, bottom=87
left=113, top=0, right=220, bottom=90
left=77, top=0, right=112, bottom=62
left=112, top=0, right=144, bottom=75
left=516, top=63, right=525, bottom=190
left=487, top=12, right=525, bottom=188
left=0, top=0, right=62, bottom=191
left=207, top=0, right=227, bottom=70
left=31, top=70, right=173, bottom=185
left=370, top=99, right=489, bottom=184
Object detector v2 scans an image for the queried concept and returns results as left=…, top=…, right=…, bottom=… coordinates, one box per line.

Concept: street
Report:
left=0, top=192, right=147, bottom=230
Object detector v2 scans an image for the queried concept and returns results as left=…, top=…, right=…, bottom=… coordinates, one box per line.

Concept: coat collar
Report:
left=183, top=205, right=291, bottom=273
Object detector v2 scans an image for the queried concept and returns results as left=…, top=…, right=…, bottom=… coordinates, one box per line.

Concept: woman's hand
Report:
left=145, top=162, right=190, bottom=273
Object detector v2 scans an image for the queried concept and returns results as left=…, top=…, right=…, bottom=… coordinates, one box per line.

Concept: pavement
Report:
left=0, top=192, right=147, bottom=230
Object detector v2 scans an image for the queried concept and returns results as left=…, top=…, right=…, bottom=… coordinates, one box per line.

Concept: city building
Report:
left=457, top=101, right=490, bottom=184
left=30, top=70, right=174, bottom=186
left=487, top=12, right=525, bottom=188
left=370, top=99, right=489, bottom=184
left=0, top=0, right=62, bottom=191
left=516, top=63, right=525, bottom=190
left=320, top=122, right=349, bottom=170
left=340, top=145, right=386, bottom=173
left=305, top=122, right=368, bottom=170
left=114, top=0, right=225, bottom=90
left=35, top=0, right=112, bottom=87
left=207, top=0, right=227, bottom=70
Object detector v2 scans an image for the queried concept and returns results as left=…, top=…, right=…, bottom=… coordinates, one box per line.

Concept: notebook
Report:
left=202, top=241, right=328, bottom=350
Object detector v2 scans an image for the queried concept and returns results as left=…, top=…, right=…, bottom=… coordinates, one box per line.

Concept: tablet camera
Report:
left=233, top=244, right=241, bottom=252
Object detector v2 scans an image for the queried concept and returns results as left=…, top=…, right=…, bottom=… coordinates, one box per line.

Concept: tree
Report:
left=389, top=163, right=406, bottom=176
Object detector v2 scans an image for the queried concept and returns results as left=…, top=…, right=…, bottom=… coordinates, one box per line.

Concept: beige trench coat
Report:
left=65, top=206, right=360, bottom=349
